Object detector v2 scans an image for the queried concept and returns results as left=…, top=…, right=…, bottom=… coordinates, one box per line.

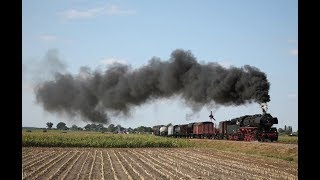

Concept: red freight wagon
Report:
left=192, top=121, right=217, bottom=138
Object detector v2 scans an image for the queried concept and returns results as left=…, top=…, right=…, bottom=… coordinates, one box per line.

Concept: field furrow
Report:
left=63, top=150, right=89, bottom=180
left=47, top=151, right=80, bottom=180
left=110, top=150, right=133, bottom=180
left=22, top=147, right=298, bottom=180
left=106, top=150, right=119, bottom=180
left=165, top=149, right=273, bottom=179
left=100, top=150, right=115, bottom=179
left=116, top=151, right=144, bottom=180
left=23, top=150, right=67, bottom=179
left=121, top=151, right=159, bottom=179
left=28, top=151, right=72, bottom=180
left=190, top=148, right=297, bottom=173
left=78, top=151, right=95, bottom=180
left=60, top=151, right=85, bottom=179
left=90, top=150, right=105, bottom=180
left=22, top=149, right=47, bottom=162
left=99, top=151, right=105, bottom=180
left=88, top=150, right=97, bottom=180
left=130, top=149, right=183, bottom=179
left=142, top=149, right=214, bottom=179
left=138, top=150, right=193, bottom=179
left=126, top=150, right=170, bottom=179
left=162, top=149, right=242, bottom=179
left=23, top=150, right=56, bottom=169
left=193, top=149, right=296, bottom=179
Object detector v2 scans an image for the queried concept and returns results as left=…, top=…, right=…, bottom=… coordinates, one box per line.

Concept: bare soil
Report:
left=22, top=147, right=298, bottom=180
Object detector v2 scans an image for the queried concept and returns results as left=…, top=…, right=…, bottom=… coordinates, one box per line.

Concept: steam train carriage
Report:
left=153, top=113, right=278, bottom=142
left=159, top=126, right=168, bottom=136
left=152, top=125, right=163, bottom=136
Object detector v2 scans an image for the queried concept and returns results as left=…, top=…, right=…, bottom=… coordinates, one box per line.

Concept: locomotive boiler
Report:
left=221, top=113, right=278, bottom=141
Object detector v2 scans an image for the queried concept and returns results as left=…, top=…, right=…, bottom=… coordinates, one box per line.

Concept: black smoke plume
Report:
left=35, top=49, right=270, bottom=124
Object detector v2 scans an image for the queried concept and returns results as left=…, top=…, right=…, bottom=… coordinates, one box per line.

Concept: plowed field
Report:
left=22, top=147, right=297, bottom=180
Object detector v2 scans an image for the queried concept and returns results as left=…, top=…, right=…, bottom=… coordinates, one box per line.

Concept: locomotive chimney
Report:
left=261, top=103, right=268, bottom=114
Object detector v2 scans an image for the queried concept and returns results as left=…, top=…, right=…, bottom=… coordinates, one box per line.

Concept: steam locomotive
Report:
left=153, top=113, right=278, bottom=142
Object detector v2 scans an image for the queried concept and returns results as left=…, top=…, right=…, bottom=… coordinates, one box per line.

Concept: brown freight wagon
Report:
left=218, top=121, right=229, bottom=139
left=192, top=122, right=217, bottom=138
left=173, top=124, right=188, bottom=137
left=187, top=123, right=195, bottom=138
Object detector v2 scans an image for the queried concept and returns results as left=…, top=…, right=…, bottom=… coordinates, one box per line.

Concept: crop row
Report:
left=22, top=147, right=298, bottom=180
left=22, top=131, right=192, bottom=148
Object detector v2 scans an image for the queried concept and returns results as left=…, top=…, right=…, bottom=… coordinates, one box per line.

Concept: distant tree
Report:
left=84, top=124, right=91, bottom=131
left=278, top=128, right=285, bottom=134
left=127, top=127, right=133, bottom=132
left=134, top=126, right=153, bottom=133
left=167, top=123, right=172, bottom=127
left=116, top=125, right=125, bottom=132
left=107, top=124, right=116, bottom=132
left=134, top=126, right=143, bottom=132
left=280, top=125, right=293, bottom=135
left=71, top=125, right=79, bottom=131
left=146, top=127, right=153, bottom=132
left=90, top=124, right=97, bottom=131
left=46, top=122, right=53, bottom=129
left=288, top=126, right=292, bottom=133
left=284, top=125, right=293, bottom=135
left=57, top=122, right=67, bottom=130
left=97, top=124, right=106, bottom=132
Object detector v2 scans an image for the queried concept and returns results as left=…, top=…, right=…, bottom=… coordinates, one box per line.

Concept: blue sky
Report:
left=22, top=0, right=298, bottom=131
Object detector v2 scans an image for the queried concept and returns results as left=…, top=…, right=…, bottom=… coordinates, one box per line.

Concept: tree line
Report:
left=46, top=122, right=153, bottom=133
left=278, top=125, right=298, bottom=136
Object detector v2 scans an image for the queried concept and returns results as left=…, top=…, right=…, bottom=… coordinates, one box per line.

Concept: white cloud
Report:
left=40, top=35, right=58, bottom=41
left=60, top=7, right=104, bottom=19
left=100, top=57, right=127, bottom=65
left=59, top=4, right=136, bottom=20
left=105, top=5, right=136, bottom=16
left=290, top=49, right=298, bottom=56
